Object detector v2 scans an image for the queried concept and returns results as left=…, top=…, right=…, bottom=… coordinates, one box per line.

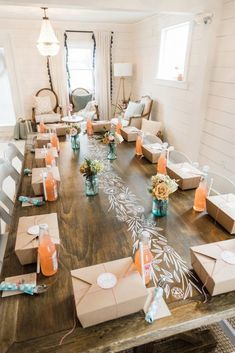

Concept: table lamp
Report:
left=113, top=63, right=133, bottom=116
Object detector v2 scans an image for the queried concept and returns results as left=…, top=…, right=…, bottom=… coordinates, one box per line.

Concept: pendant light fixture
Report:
left=37, top=7, right=60, bottom=56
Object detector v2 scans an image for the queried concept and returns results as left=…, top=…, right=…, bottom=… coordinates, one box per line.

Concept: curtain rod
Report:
left=65, top=30, right=93, bottom=33
left=65, top=30, right=114, bottom=34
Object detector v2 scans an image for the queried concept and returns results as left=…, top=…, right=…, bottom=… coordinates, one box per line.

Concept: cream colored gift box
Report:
left=190, top=239, right=235, bottom=296
left=142, top=143, right=163, bottom=163
left=35, top=148, right=58, bottom=168
left=32, top=167, right=60, bottom=196
left=120, top=127, right=139, bottom=142
left=71, top=257, right=148, bottom=328
left=166, top=162, right=201, bottom=190
left=206, top=194, right=235, bottom=234
left=92, top=120, right=111, bottom=133
left=36, top=133, right=51, bottom=148
left=45, top=123, right=67, bottom=136
left=15, top=213, right=60, bottom=265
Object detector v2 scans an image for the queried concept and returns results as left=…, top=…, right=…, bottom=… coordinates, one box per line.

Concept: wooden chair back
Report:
left=35, top=88, right=59, bottom=112
left=140, top=96, right=153, bottom=120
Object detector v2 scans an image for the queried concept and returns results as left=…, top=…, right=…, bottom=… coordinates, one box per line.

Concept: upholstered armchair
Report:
left=71, top=88, right=100, bottom=120
left=111, top=95, right=153, bottom=129
left=32, top=88, right=62, bottom=125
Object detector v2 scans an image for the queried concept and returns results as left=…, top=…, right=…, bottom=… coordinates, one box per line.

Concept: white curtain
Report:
left=50, top=30, right=69, bottom=115
left=94, top=31, right=112, bottom=120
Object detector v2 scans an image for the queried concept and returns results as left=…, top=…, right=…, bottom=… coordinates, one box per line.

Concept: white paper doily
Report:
left=97, top=273, right=117, bottom=289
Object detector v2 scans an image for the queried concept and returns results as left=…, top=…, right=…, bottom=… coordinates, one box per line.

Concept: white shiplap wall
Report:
left=199, top=0, right=235, bottom=183
left=131, top=13, right=217, bottom=160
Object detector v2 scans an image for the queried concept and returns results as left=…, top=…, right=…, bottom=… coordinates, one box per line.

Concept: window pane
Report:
left=70, top=69, right=94, bottom=92
left=68, top=48, right=93, bottom=70
left=0, top=48, right=15, bottom=126
left=157, top=22, right=190, bottom=81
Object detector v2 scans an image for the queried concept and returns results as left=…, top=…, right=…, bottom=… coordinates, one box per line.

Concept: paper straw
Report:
left=42, top=170, right=47, bottom=201
left=37, top=252, right=40, bottom=274
left=139, top=241, right=145, bottom=285
left=208, top=177, right=214, bottom=196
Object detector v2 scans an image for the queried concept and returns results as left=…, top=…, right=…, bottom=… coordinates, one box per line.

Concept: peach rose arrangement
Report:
left=149, top=174, right=178, bottom=201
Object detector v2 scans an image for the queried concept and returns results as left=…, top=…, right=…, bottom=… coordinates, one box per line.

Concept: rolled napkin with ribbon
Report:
left=0, top=282, right=47, bottom=295
left=24, top=168, right=32, bottom=176
left=18, top=196, right=45, bottom=206
left=145, top=278, right=166, bottom=324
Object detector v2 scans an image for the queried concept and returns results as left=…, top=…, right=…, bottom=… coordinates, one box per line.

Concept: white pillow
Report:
left=141, top=119, right=162, bottom=135
left=34, top=96, right=52, bottom=115
left=124, top=102, right=144, bottom=121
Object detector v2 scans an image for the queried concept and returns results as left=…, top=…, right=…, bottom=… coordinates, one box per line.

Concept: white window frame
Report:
left=156, top=21, right=193, bottom=89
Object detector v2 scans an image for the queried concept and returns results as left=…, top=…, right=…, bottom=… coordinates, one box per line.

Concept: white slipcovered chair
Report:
left=71, top=88, right=99, bottom=120
left=32, top=88, right=62, bottom=125
left=111, top=96, right=153, bottom=129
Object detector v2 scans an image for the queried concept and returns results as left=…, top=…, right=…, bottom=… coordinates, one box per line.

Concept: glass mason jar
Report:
left=85, top=175, right=99, bottom=196
left=152, top=198, right=168, bottom=217
left=71, top=134, right=80, bottom=150
left=107, top=143, right=117, bottom=160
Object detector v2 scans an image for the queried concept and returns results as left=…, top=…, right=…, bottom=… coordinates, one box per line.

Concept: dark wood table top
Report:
left=0, top=135, right=234, bottom=353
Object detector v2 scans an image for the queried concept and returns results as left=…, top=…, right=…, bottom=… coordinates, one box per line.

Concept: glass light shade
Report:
left=37, top=18, right=59, bottom=56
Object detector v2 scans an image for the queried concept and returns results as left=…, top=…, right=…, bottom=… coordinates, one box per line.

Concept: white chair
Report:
left=32, top=88, right=62, bottom=124
left=0, top=231, right=8, bottom=274
left=167, top=150, right=192, bottom=165
left=4, top=143, right=24, bottom=178
left=0, top=158, right=19, bottom=274
left=205, top=171, right=235, bottom=195
left=71, top=88, right=99, bottom=120
left=0, top=158, right=16, bottom=233
left=111, top=96, right=153, bottom=129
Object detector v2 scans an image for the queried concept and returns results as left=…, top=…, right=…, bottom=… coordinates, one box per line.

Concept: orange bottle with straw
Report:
left=87, top=118, right=93, bottom=136
left=134, top=231, right=153, bottom=285
left=157, top=151, right=167, bottom=174
left=45, top=167, right=58, bottom=202
left=39, top=118, right=46, bottom=133
left=45, top=144, right=56, bottom=167
left=38, top=224, right=58, bottom=277
left=193, top=166, right=209, bottom=212
left=136, top=134, right=143, bottom=156
left=50, top=130, right=60, bottom=153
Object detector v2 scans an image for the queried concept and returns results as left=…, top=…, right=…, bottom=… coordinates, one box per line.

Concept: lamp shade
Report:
left=37, top=18, right=59, bottom=56
left=114, top=63, right=132, bottom=77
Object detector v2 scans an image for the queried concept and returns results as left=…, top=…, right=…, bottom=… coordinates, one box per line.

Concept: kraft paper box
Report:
left=35, top=147, right=58, bottom=168
left=190, top=239, right=235, bottom=296
left=120, top=127, right=139, bottom=142
left=71, top=257, right=148, bottom=328
left=92, top=120, right=111, bottom=133
left=45, top=123, right=67, bottom=136
left=36, top=133, right=51, bottom=148
left=32, top=166, right=60, bottom=196
left=142, top=143, right=163, bottom=163
left=15, top=213, right=60, bottom=265
left=166, top=162, right=201, bottom=190
left=206, top=194, right=235, bottom=234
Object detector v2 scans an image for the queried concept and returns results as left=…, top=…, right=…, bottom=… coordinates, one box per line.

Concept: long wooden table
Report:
left=0, top=135, right=234, bottom=353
